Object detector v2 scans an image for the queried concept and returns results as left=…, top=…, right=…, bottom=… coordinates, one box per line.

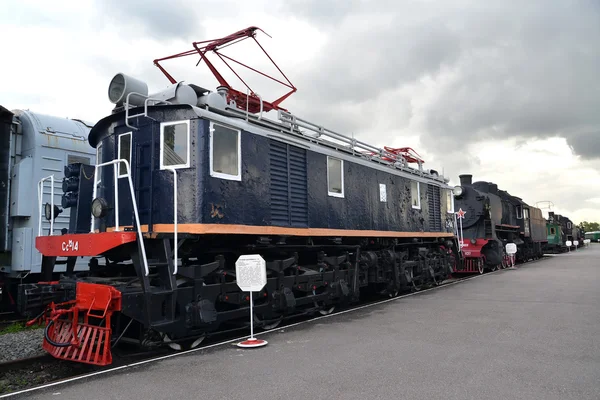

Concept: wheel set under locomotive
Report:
left=19, top=27, right=551, bottom=366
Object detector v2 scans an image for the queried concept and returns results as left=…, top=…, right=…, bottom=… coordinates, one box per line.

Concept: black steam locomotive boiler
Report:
left=452, top=174, right=547, bottom=274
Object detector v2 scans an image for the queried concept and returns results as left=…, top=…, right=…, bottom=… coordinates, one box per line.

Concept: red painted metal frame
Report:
left=362, top=146, right=425, bottom=164
left=32, top=282, right=123, bottom=366
left=35, top=231, right=137, bottom=257
left=153, top=26, right=297, bottom=114
left=453, top=239, right=489, bottom=274
left=459, top=239, right=488, bottom=259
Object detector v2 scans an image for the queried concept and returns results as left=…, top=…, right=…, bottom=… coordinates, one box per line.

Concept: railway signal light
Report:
left=62, top=163, right=81, bottom=209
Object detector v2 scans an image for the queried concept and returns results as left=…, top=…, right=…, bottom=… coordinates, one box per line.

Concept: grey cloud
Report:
left=568, top=132, right=600, bottom=159
left=278, top=0, right=600, bottom=161
left=95, top=0, right=202, bottom=40
left=276, top=0, right=360, bottom=24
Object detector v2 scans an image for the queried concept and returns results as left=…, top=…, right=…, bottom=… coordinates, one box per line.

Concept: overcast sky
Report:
left=2, top=0, right=599, bottom=223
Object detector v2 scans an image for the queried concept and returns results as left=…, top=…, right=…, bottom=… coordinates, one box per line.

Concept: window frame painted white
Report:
left=208, top=121, right=242, bottom=181
left=160, top=120, right=191, bottom=171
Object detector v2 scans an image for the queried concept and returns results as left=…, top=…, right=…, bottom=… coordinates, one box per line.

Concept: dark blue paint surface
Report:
left=91, top=106, right=453, bottom=234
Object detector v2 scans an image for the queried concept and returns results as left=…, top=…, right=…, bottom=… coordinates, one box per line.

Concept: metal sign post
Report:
left=566, top=240, right=572, bottom=252
left=456, top=208, right=466, bottom=249
left=505, top=243, right=517, bottom=268
left=235, top=254, right=268, bottom=348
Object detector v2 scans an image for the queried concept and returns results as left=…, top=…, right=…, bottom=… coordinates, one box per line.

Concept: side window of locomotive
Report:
left=550, top=227, right=556, bottom=235
left=327, top=157, right=344, bottom=197
left=567, top=222, right=572, bottom=229
left=516, top=205, right=523, bottom=219
left=209, top=122, right=241, bottom=180
left=523, top=208, right=529, bottom=219
left=161, top=120, right=191, bottom=170
left=446, top=189, right=454, bottom=213
left=411, top=181, right=420, bottom=209
left=117, top=132, right=132, bottom=177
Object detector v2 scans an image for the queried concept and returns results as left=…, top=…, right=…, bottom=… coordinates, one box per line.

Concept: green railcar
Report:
left=585, top=231, right=600, bottom=242
left=545, top=223, right=563, bottom=252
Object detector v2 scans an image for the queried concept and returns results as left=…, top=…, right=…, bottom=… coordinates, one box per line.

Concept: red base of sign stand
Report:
left=237, top=338, right=268, bottom=348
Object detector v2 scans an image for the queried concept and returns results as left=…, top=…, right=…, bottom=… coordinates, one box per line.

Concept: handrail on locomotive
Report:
left=37, top=175, right=56, bottom=237
left=91, top=158, right=150, bottom=276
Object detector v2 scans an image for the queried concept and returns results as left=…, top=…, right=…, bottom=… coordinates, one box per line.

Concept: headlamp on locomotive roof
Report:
left=453, top=186, right=463, bottom=197
left=91, top=197, right=109, bottom=219
left=44, top=202, right=62, bottom=221
left=108, top=73, right=149, bottom=107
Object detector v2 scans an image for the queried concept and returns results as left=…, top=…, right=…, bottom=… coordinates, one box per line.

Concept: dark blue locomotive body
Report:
left=86, top=105, right=456, bottom=235
left=25, top=66, right=461, bottom=362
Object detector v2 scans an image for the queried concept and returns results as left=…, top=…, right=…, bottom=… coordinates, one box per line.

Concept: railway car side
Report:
left=585, top=231, right=600, bottom=242
left=0, top=105, right=95, bottom=312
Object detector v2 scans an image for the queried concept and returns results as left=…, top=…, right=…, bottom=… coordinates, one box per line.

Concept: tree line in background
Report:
left=578, top=221, right=600, bottom=232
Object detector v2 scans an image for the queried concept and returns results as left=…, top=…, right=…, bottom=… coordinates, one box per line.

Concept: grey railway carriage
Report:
left=23, top=72, right=462, bottom=364
left=0, top=105, right=95, bottom=311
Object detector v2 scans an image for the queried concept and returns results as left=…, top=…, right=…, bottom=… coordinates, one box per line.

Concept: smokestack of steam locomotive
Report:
left=459, top=174, right=472, bottom=186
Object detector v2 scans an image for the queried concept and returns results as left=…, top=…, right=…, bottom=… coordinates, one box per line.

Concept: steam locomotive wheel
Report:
left=163, top=334, right=206, bottom=351
left=254, top=314, right=283, bottom=330
left=477, top=258, right=484, bottom=274
left=312, top=299, right=336, bottom=315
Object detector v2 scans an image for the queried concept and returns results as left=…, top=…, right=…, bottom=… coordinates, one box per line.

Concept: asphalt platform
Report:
left=17, top=244, right=600, bottom=400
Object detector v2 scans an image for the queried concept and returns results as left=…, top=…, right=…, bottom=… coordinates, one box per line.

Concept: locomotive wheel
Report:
left=313, top=300, right=336, bottom=315
left=254, top=314, right=283, bottom=330
left=319, top=304, right=336, bottom=315
left=477, top=259, right=484, bottom=275
left=163, top=334, right=206, bottom=351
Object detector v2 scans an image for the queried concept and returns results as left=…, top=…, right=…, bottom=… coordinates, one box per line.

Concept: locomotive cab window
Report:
left=516, top=205, right=523, bottom=219
left=327, top=156, right=344, bottom=197
left=117, top=132, right=132, bottom=177
left=411, top=181, right=420, bottom=209
left=210, top=122, right=241, bottom=181
left=550, top=227, right=556, bottom=235
left=446, top=189, right=454, bottom=213
left=160, top=120, right=190, bottom=170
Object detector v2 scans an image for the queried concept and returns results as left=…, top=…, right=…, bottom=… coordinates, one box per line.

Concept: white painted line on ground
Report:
left=0, top=260, right=543, bottom=399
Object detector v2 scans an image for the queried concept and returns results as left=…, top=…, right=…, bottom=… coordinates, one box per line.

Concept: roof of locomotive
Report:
left=89, top=100, right=453, bottom=188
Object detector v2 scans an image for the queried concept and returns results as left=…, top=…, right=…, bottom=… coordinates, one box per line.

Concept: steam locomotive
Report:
left=545, top=212, right=584, bottom=253
left=452, top=174, right=547, bottom=273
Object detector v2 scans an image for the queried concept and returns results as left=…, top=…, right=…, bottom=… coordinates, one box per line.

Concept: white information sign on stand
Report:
left=574, top=240, right=579, bottom=247
left=505, top=243, right=517, bottom=268
left=235, top=254, right=268, bottom=348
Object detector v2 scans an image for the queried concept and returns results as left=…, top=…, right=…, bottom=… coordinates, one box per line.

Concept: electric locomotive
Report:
left=22, top=27, right=462, bottom=365
left=452, top=174, right=546, bottom=273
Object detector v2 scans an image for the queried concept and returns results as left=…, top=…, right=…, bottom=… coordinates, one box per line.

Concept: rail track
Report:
left=0, top=259, right=552, bottom=397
